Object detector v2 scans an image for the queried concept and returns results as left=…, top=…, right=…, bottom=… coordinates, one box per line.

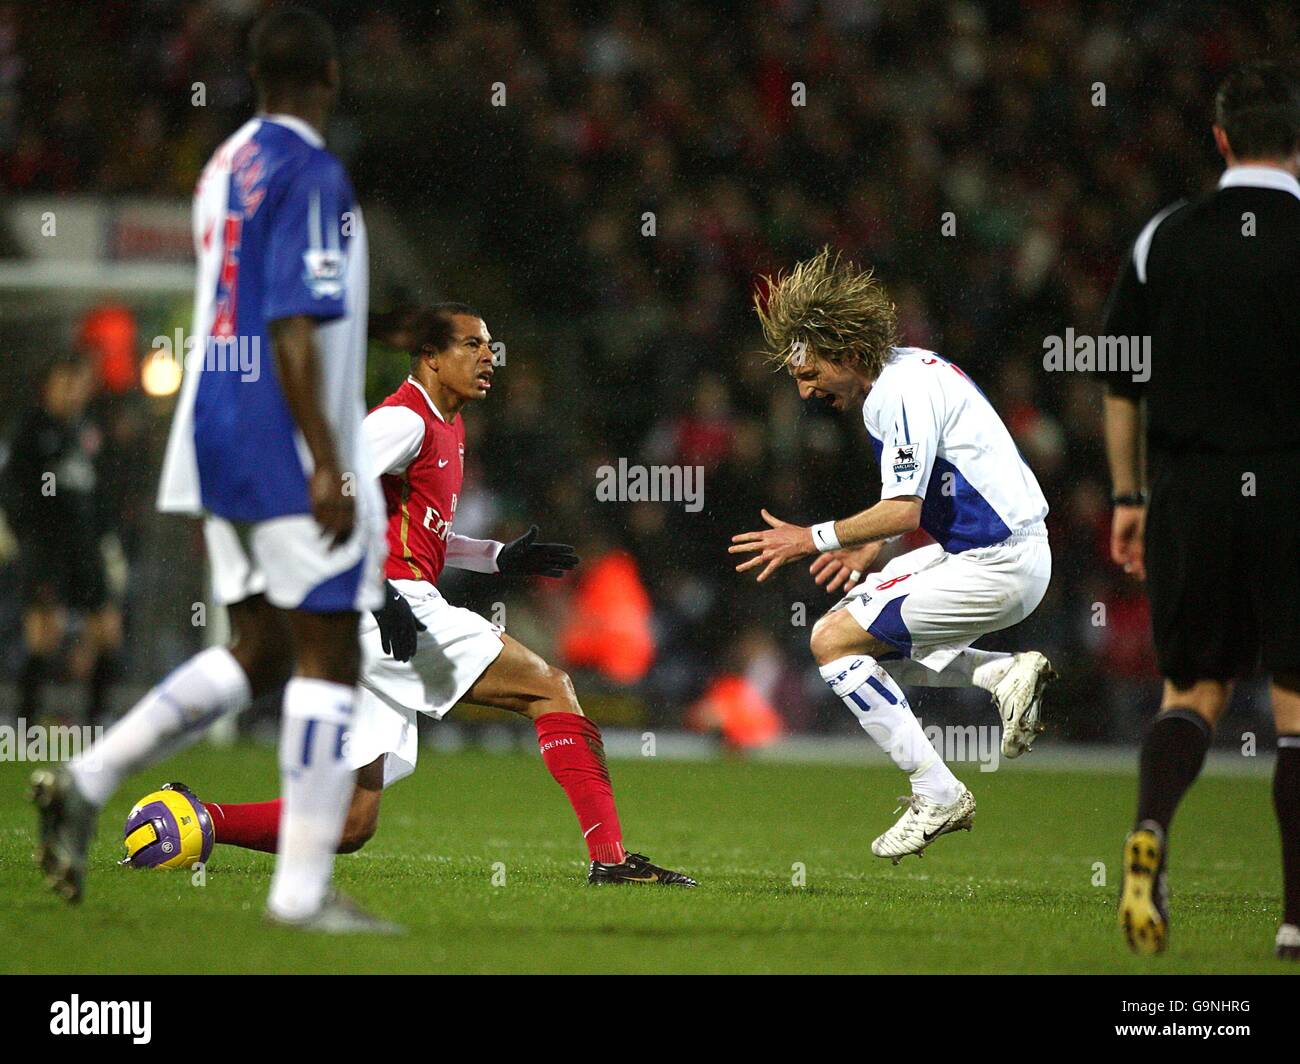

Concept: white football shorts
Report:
left=830, top=522, right=1051, bottom=672
left=346, top=579, right=505, bottom=786
left=204, top=510, right=386, bottom=614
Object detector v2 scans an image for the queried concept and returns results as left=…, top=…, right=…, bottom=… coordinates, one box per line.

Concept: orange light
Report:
left=79, top=304, right=138, bottom=394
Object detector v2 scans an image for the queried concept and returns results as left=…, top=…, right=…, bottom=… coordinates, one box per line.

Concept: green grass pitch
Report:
left=0, top=743, right=1290, bottom=974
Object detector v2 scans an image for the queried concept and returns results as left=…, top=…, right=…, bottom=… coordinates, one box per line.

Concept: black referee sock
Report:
left=88, top=653, right=119, bottom=728
left=1274, top=736, right=1300, bottom=927
left=1135, top=708, right=1213, bottom=835
left=18, top=653, right=48, bottom=719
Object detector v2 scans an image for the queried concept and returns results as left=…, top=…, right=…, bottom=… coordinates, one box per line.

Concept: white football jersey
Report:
left=861, top=347, right=1048, bottom=552
left=157, top=113, right=375, bottom=525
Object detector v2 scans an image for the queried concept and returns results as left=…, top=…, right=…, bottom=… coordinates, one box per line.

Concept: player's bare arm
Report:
left=270, top=313, right=354, bottom=548
left=729, top=497, right=920, bottom=583
left=1102, top=391, right=1146, bottom=580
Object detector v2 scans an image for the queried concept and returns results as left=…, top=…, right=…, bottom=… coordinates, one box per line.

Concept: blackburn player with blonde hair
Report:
left=731, top=248, right=1055, bottom=861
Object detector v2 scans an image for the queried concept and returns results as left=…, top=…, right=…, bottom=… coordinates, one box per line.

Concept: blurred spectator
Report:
left=3, top=356, right=122, bottom=725
left=686, top=627, right=788, bottom=749
left=561, top=547, right=655, bottom=684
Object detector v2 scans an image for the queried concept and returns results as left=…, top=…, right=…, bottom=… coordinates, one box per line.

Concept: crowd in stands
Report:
left=4, top=0, right=1293, bottom=742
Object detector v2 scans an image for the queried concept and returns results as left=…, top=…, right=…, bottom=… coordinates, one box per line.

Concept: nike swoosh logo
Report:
left=437, top=459, right=449, bottom=468
left=583, top=822, right=602, bottom=838
left=923, top=813, right=961, bottom=842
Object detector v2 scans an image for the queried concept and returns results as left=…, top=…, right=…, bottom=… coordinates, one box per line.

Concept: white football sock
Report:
left=267, top=678, right=357, bottom=920
left=820, top=655, right=962, bottom=804
left=882, top=649, right=1013, bottom=691
left=69, top=646, right=251, bottom=807
left=970, top=652, right=1017, bottom=691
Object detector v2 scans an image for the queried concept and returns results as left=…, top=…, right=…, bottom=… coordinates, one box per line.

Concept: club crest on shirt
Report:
left=302, top=249, right=346, bottom=299
left=892, top=444, right=921, bottom=481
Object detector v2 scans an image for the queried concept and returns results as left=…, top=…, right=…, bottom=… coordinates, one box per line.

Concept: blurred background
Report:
left=0, top=0, right=1289, bottom=754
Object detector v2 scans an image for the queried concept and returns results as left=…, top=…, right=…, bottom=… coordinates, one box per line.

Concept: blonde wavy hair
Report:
left=754, top=246, right=898, bottom=377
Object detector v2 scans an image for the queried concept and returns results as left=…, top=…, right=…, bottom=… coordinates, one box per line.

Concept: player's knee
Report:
left=230, top=637, right=292, bottom=698
left=1162, top=678, right=1230, bottom=724
left=337, top=828, right=374, bottom=854
left=338, top=806, right=379, bottom=853
left=551, top=663, right=582, bottom=712
left=544, top=665, right=583, bottom=714
left=810, top=615, right=851, bottom=666
left=296, top=615, right=363, bottom=686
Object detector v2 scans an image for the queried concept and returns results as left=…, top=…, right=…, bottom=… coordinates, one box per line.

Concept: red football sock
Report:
left=534, top=712, right=626, bottom=864
left=204, top=799, right=282, bottom=853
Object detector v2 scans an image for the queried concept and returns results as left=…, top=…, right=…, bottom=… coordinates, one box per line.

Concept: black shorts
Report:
left=1145, top=450, right=1300, bottom=682
left=18, top=540, right=111, bottom=613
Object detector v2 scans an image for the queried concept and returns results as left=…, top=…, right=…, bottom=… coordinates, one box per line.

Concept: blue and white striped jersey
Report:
left=862, top=347, right=1048, bottom=552
left=158, top=114, right=373, bottom=523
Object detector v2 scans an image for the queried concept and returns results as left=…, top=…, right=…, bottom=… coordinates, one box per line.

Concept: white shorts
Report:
left=830, top=523, right=1051, bottom=672
left=346, top=579, right=505, bottom=786
left=204, top=512, right=386, bottom=614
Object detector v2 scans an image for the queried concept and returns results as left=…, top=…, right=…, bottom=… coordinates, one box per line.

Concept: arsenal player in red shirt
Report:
left=176, top=304, right=695, bottom=887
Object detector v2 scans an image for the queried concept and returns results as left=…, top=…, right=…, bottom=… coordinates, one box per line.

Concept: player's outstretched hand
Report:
left=730, top=509, right=814, bottom=583
left=1110, top=503, right=1147, bottom=581
left=372, top=581, right=426, bottom=662
left=809, top=541, right=883, bottom=594
left=498, top=525, right=580, bottom=578
left=310, top=464, right=356, bottom=549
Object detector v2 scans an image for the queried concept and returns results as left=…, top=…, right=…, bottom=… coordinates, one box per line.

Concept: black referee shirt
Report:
left=1102, top=166, right=1300, bottom=457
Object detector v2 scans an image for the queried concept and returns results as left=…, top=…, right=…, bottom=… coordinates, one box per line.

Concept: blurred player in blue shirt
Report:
left=33, top=7, right=396, bottom=933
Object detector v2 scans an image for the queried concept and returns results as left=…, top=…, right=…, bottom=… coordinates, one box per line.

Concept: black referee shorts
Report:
left=18, top=538, right=111, bottom=613
left=1145, top=450, right=1300, bottom=682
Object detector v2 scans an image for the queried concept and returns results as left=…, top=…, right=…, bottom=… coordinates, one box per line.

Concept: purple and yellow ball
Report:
left=121, top=787, right=214, bottom=870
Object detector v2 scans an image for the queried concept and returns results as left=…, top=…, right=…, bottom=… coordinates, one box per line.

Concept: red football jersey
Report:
left=373, top=379, right=465, bottom=583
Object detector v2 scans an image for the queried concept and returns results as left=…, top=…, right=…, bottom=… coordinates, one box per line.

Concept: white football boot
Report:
left=266, top=890, right=405, bottom=935
left=993, top=651, right=1057, bottom=759
left=871, top=786, right=976, bottom=864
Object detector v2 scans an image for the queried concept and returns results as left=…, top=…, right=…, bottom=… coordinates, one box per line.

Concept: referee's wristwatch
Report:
left=1111, top=491, right=1147, bottom=507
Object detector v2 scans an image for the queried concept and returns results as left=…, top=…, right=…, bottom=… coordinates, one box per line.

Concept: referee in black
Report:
left=1101, top=61, right=1300, bottom=959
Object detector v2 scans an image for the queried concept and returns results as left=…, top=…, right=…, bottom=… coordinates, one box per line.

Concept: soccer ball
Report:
left=121, top=783, right=213, bottom=870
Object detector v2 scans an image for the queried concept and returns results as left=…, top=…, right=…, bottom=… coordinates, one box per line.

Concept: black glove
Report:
left=497, top=525, right=579, bottom=578
left=372, top=581, right=426, bottom=662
